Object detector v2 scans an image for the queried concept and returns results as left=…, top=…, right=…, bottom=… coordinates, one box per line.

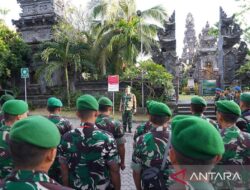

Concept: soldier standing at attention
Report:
left=96, top=96, right=126, bottom=170
left=169, top=115, right=224, bottom=190
left=131, top=101, right=172, bottom=190
left=0, top=100, right=28, bottom=179
left=119, top=86, right=137, bottom=133
left=47, top=97, right=73, bottom=135
left=190, top=96, right=219, bottom=129
left=47, top=97, right=73, bottom=184
left=133, top=100, right=154, bottom=142
left=236, top=93, right=250, bottom=133
left=0, top=95, right=14, bottom=127
left=0, top=115, right=73, bottom=190
left=216, top=100, right=250, bottom=165
left=58, top=94, right=121, bottom=190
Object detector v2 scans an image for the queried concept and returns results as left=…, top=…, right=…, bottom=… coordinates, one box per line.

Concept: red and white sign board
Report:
left=108, top=75, right=119, bottom=92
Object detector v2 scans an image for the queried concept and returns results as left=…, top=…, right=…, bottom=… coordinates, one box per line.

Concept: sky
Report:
left=0, top=0, right=244, bottom=56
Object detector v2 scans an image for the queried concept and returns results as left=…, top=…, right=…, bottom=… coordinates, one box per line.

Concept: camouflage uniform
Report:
left=96, top=114, right=126, bottom=145
left=120, top=93, right=136, bottom=132
left=131, top=126, right=172, bottom=189
left=133, top=121, right=154, bottom=141
left=219, top=125, right=250, bottom=165
left=0, top=113, right=4, bottom=128
left=236, top=109, right=250, bottom=133
left=47, top=114, right=73, bottom=184
left=195, top=114, right=219, bottom=130
left=0, top=125, right=12, bottom=179
left=58, top=122, right=119, bottom=190
left=0, top=170, right=73, bottom=190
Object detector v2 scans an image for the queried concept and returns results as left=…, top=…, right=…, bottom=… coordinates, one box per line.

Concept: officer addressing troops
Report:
left=190, top=96, right=219, bottom=129
left=119, top=86, right=137, bottom=133
left=0, top=99, right=28, bottom=179
left=58, top=94, right=121, bottom=190
left=46, top=97, right=73, bottom=184
left=0, top=115, right=73, bottom=190
left=96, top=96, right=126, bottom=170
left=131, top=101, right=172, bottom=190
left=169, top=115, right=224, bottom=190
left=236, top=93, right=250, bottom=133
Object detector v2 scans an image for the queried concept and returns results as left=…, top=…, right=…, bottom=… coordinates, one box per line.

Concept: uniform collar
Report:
left=49, top=113, right=60, bottom=117
left=80, top=122, right=96, bottom=129
left=221, top=124, right=240, bottom=133
left=151, top=126, right=169, bottom=132
left=10, top=170, right=55, bottom=183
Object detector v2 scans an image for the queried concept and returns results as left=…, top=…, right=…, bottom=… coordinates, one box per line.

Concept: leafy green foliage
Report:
left=0, top=22, right=30, bottom=86
left=122, top=59, right=174, bottom=99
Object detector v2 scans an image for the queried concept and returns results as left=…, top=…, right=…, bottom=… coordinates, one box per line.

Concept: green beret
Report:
left=47, top=97, right=63, bottom=107
left=191, top=96, right=207, bottom=106
left=10, top=116, right=60, bottom=148
left=146, top=100, right=154, bottom=109
left=77, top=95, right=98, bottom=111
left=240, top=93, right=250, bottom=103
left=98, top=97, right=113, bottom=107
left=148, top=101, right=172, bottom=117
left=216, top=100, right=241, bottom=116
left=171, top=115, right=225, bottom=160
left=0, top=94, right=14, bottom=105
left=2, top=100, right=28, bottom=115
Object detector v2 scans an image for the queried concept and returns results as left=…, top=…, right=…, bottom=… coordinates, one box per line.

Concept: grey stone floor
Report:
left=69, top=119, right=137, bottom=190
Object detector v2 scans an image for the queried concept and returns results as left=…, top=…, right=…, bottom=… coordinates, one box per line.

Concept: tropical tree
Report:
left=88, top=0, right=167, bottom=75
left=36, top=22, right=92, bottom=107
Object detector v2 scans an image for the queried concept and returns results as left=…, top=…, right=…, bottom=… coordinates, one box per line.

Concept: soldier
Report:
left=0, top=115, right=73, bottom=190
left=0, top=94, right=14, bottom=127
left=0, top=100, right=28, bottom=179
left=46, top=97, right=73, bottom=184
left=214, top=88, right=222, bottom=102
left=96, top=96, right=126, bottom=170
left=233, top=86, right=241, bottom=105
left=190, top=96, right=219, bottom=129
left=236, top=93, right=250, bottom=133
left=224, top=87, right=233, bottom=100
left=216, top=100, right=250, bottom=165
left=131, top=101, right=172, bottom=190
left=58, top=94, right=120, bottom=190
left=133, top=100, right=154, bottom=142
left=47, top=97, right=73, bottom=135
left=169, top=115, right=224, bottom=190
left=119, top=86, right=137, bottom=133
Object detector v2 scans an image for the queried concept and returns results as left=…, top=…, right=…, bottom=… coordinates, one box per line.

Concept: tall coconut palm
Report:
left=88, top=0, right=167, bottom=75
left=36, top=22, right=91, bottom=107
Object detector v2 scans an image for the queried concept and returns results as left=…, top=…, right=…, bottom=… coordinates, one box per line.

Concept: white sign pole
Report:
left=113, top=92, right=115, bottom=116
left=24, top=77, right=27, bottom=102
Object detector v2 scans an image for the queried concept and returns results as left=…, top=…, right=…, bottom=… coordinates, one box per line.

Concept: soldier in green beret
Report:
left=0, top=94, right=14, bottom=127
left=46, top=97, right=73, bottom=184
left=236, top=93, right=250, bottom=133
left=0, top=115, right=73, bottom=189
left=58, top=94, right=120, bottom=190
left=169, top=115, right=224, bottom=190
left=190, top=96, right=219, bottom=130
left=119, top=86, right=137, bottom=133
left=96, top=96, right=126, bottom=170
left=131, top=101, right=172, bottom=189
left=133, top=100, right=154, bottom=142
left=216, top=100, right=250, bottom=165
left=0, top=100, right=28, bottom=179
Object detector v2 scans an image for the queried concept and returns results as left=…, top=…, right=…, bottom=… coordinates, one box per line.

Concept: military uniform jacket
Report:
left=131, top=126, right=172, bottom=187
left=47, top=114, right=73, bottom=135
left=194, top=114, right=219, bottom=130
left=58, top=122, right=119, bottom=190
left=236, top=109, right=250, bottom=133
left=133, top=121, right=154, bottom=141
left=0, top=125, right=12, bottom=179
left=96, top=114, right=126, bottom=145
left=219, top=125, right=250, bottom=165
left=120, top=93, right=136, bottom=111
left=0, top=170, right=73, bottom=190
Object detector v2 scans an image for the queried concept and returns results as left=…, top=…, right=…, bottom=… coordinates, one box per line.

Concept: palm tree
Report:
left=36, top=22, right=91, bottom=107
left=88, top=0, right=167, bottom=75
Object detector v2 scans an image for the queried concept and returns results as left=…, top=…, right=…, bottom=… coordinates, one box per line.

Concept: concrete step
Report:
left=178, top=110, right=215, bottom=114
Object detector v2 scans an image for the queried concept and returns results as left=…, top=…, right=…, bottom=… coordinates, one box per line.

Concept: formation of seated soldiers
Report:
left=0, top=89, right=249, bottom=190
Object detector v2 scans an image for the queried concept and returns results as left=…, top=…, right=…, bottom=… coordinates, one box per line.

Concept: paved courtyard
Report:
left=69, top=119, right=137, bottom=190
